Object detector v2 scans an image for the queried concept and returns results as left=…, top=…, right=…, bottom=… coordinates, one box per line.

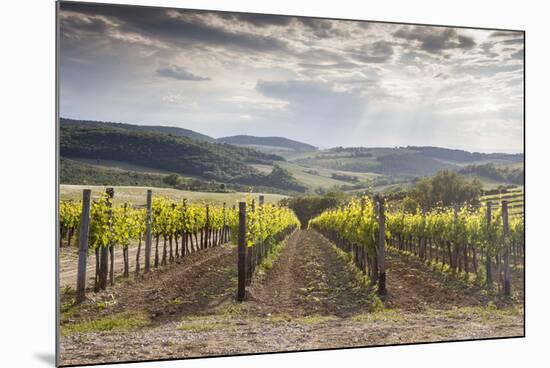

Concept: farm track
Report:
left=244, top=229, right=373, bottom=317
left=59, top=229, right=523, bottom=366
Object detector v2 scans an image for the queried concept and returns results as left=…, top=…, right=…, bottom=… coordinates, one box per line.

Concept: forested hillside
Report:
left=61, top=118, right=215, bottom=142
left=60, top=122, right=316, bottom=193
left=217, top=135, right=318, bottom=152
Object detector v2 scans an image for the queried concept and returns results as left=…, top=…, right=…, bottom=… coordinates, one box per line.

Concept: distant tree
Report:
left=162, top=173, right=183, bottom=187
left=458, top=163, right=523, bottom=185
left=232, top=164, right=307, bottom=193
left=282, top=191, right=345, bottom=228
left=407, top=170, right=482, bottom=210
left=402, top=196, right=419, bottom=214
left=314, top=187, right=326, bottom=195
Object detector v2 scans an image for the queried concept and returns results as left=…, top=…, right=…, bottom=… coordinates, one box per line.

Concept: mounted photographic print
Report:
left=56, top=1, right=525, bottom=366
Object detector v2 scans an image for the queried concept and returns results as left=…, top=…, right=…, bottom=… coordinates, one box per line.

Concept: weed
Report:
left=177, top=317, right=221, bottom=332
left=61, top=312, right=150, bottom=336
left=352, top=309, right=405, bottom=323
left=297, top=315, right=338, bottom=325
left=170, top=297, right=183, bottom=305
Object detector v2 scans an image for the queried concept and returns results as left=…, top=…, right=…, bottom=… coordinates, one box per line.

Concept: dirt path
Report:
left=244, top=229, right=372, bottom=317
left=59, top=229, right=523, bottom=366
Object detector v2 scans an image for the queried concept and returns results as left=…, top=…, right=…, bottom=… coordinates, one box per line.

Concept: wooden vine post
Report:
left=107, top=188, right=116, bottom=286
left=360, top=197, right=367, bottom=274
left=259, top=195, right=265, bottom=259
left=222, top=202, right=227, bottom=243
left=486, top=202, right=493, bottom=291
left=181, top=198, right=188, bottom=256
left=98, top=187, right=114, bottom=290
left=246, top=200, right=256, bottom=286
left=453, top=203, right=459, bottom=273
left=237, top=201, right=247, bottom=302
left=420, top=207, right=428, bottom=261
left=75, top=189, right=91, bottom=304
left=122, top=203, right=130, bottom=277
left=144, top=189, right=152, bottom=273
left=502, top=200, right=511, bottom=296
left=377, top=196, right=387, bottom=296
left=205, top=204, right=210, bottom=248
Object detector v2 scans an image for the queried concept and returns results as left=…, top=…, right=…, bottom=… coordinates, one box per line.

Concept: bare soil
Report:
left=59, top=229, right=523, bottom=366
left=59, top=233, right=209, bottom=289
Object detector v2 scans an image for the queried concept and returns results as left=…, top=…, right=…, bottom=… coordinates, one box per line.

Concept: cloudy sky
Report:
left=59, top=2, right=524, bottom=153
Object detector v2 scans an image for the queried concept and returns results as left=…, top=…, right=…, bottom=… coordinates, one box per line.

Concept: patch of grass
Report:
left=434, top=304, right=523, bottom=321
left=219, top=303, right=242, bottom=316
left=61, top=298, right=76, bottom=314
left=61, top=286, right=74, bottom=297
left=368, top=295, right=385, bottom=313
left=177, top=322, right=217, bottom=332
left=170, top=297, right=183, bottom=305
left=61, top=312, right=150, bottom=336
left=60, top=302, right=83, bottom=322
left=351, top=309, right=405, bottom=323
left=315, top=232, right=384, bottom=312
left=95, top=299, right=117, bottom=311
left=296, top=315, right=339, bottom=325
left=266, top=313, right=293, bottom=323
left=255, top=229, right=296, bottom=280
left=328, top=240, right=371, bottom=287
left=177, top=316, right=222, bottom=332
left=263, top=259, right=274, bottom=270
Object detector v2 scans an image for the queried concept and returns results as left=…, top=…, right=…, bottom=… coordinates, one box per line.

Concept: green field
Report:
left=480, top=189, right=524, bottom=216
left=252, top=162, right=379, bottom=190
left=462, top=174, right=522, bottom=191
left=70, top=158, right=172, bottom=175
left=60, top=184, right=288, bottom=205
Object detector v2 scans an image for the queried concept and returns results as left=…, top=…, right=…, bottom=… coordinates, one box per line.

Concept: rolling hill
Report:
left=60, top=118, right=215, bottom=142
left=294, top=146, right=523, bottom=180
left=217, top=135, right=318, bottom=152
left=60, top=120, right=313, bottom=192
left=58, top=118, right=523, bottom=194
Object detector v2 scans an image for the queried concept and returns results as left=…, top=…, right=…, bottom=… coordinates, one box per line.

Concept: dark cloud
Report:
left=299, top=18, right=332, bottom=37
left=297, top=18, right=349, bottom=38
left=478, top=42, right=500, bottom=59
left=489, top=31, right=523, bottom=38
left=297, top=47, right=348, bottom=63
left=500, top=38, right=524, bottom=46
left=349, top=41, right=394, bottom=63
left=394, top=26, right=476, bottom=53
left=487, top=31, right=524, bottom=47
left=399, top=50, right=436, bottom=65
left=60, top=2, right=290, bottom=53
left=59, top=12, right=111, bottom=35
left=221, top=13, right=294, bottom=27
left=298, top=62, right=362, bottom=70
left=156, top=65, right=210, bottom=81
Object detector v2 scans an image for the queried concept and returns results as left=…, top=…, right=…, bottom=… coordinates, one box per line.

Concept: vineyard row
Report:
left=63, top=188, right=299, bottom=303
left=309, top=197, right=524, bottom=297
